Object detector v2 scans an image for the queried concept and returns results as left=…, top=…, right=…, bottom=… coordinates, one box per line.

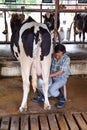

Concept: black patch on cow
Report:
left=39, top=27, right=51, bottom=60
left=15, top=52, right=19, bottom=57
left=11, top=29, right=20, bottom=58
left=22, top=26, right=34, bottom=57
left=10, top=14, right=22, bottom=58
left=22, top=16, right=36, bottom=25
left=34, top=31, right=40, bottom=44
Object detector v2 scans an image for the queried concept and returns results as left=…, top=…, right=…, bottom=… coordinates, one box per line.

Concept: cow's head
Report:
left=43, top=12, right=60, bottom=32
left=43, top=12, right=54, bottom=31
left=74, top=13, right=83, bottom=33
left=10, top=13, right=25, bottom=33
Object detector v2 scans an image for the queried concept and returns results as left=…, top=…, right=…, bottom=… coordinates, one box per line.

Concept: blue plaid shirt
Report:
left=50, top=53, right=70, bottom=80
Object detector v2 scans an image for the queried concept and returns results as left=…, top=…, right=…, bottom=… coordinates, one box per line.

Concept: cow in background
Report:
left=43, top=12, right=60, bottom=42
left=10, top=13, right=52, bottom=112
left=43, top=12, right=60, bottom=32
left=74, top=13, right=87, bottom=42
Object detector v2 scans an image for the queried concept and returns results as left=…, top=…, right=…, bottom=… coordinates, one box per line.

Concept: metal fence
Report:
left=0, top=2, right=87, bottom=44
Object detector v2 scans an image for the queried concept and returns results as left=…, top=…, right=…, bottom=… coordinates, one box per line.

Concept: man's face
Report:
left=54, top=51, right=63, bottom=61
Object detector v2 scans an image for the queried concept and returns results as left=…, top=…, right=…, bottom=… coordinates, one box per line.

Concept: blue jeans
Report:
left=38, top=77, right=67, bottom=97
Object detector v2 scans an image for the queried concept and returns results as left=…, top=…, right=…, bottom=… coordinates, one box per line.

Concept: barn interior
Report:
left=0, top=0, right=87, bottom=129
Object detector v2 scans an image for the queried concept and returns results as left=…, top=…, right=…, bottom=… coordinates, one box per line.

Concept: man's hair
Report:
left=54, top=43, right=66, bottom=54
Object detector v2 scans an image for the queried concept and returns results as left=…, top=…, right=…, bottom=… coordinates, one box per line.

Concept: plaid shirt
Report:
left=50, top=53, right=70, bottom=80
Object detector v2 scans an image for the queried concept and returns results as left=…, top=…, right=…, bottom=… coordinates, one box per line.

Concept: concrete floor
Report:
left=0, top=75, right=87, bottom=118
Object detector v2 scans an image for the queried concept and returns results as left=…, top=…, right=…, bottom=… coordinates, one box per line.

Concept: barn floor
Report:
left=0, top=75, right=87, bottom=118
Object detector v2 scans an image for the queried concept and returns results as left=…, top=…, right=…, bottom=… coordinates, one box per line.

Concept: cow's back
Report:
left=19, top=22, right=51, bottom=59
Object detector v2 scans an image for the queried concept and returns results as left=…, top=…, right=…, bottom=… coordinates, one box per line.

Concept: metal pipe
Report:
left=0, top=8, right=87, bottom=13
left=3, top=11, right=8, bottom=42
left=0, top=41, right=87, bottom=45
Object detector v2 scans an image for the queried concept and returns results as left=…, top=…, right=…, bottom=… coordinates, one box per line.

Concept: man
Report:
left=32, top=43, right=70, bottom=108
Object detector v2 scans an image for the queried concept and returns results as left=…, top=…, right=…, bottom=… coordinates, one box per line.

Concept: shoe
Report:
left=57, top=89, right=64, bottom=100
left=36, top=89, right=44, bottom=97
left=32, top=96, right=44, bottom=103
left=56, top=89, right=66, bottom=109
left=32, top=89, right=44, bottom=103
left=56, top=99, right=66, bottom=109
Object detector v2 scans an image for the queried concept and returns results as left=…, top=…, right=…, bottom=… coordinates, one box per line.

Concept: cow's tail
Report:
left=31, top=41, right=38, bottom=92
left=31, top=42, right=42, bottom=92
left=31, top=59, right=38, bottom=93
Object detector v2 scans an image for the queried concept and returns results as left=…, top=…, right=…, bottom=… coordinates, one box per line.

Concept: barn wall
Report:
left=0, top=60, right=87, bottom=76
left=0, top=61, right=21, bottom=76
left=70, top=60, right=87, bottom=75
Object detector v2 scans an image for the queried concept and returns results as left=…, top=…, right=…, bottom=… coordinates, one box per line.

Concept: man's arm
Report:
left=49, top=70, right=63, bottom=78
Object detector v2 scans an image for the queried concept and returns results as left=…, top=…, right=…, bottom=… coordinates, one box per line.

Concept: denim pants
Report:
left=37, top=77, right=67, bottom=98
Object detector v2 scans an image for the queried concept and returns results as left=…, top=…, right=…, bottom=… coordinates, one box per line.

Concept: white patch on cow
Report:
left=18, top=40, right=33, bottom=112
left=19, top=22, right=49, bottom=38
left=33, top=39, right=37, bottom=58
left=45, top=12, right=51, bottom=18
left=76, top=27, right=82, bottom=33
left=36, top=46, right=42, bottom=76
left=50, top=30, right=54, bottom=41
left=34, top=25, right=39, bottom=34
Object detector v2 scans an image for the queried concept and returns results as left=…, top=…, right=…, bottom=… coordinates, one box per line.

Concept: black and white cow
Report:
left=10, top=13, right=52, bottom=112
left=74, top=13, right=87, bottom=42
left=43, top=12, right=60, bottom=31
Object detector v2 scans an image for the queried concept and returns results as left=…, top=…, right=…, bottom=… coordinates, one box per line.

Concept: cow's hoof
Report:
left=44, top=104, right=51, bottom=110
left=19, top=107, right=27, bottom=112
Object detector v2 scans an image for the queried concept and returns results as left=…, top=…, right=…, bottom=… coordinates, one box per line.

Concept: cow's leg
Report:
left=79, top=32, right=81, bottom=41
left=83, top=31, right=85, bottom=42
left=41, top=56, right=51, bottom=110
left=19, top=60, right=32, bottom=112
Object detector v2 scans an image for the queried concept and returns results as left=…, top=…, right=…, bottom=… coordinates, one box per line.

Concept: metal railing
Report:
left=0, top=2, right=87, bottom=44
